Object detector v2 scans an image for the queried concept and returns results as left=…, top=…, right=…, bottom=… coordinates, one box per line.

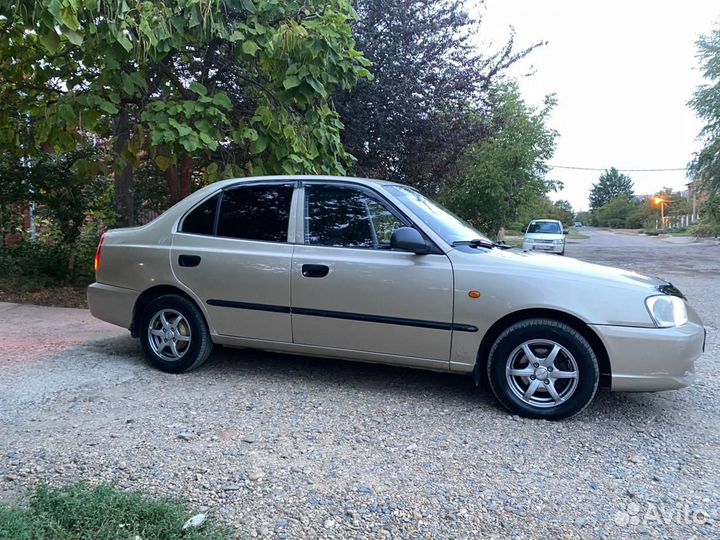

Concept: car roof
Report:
left=530, top=219, right=561, bottom=223
left=209, top=175, right=405, bottom=190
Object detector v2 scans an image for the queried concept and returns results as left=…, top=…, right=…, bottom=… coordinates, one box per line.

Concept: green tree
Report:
left=595, top=196, right=636, bottom=228
left=588, top=168, right=634, bottom=210
left=0, top=154, right=30, bottom=250
left=574, top=211, right=593, bottom=226
left=687, top=21, right=720, bottom=237
left=552, top=200, right=574, bottom=225
left=689, top=21, right=720, bottom=199
left=441, top=85, right=559, bottom=236
left=512, top=197, right=573, bottom=231
left=336, top=0, right=541, bottom=192
left=1, top=1, right=371, bottom=225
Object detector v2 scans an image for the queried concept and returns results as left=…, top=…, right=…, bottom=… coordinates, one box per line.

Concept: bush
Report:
left=1, top=242, right=69, bottom=284
left=606, top=218, right=625, bottom=229
left=691, top=221, right=720, bottom=237
left=624, top=212, right=645, bottom=229
left=71, top=223, right=102, bottom=282
left=0, top=222, right=101, bottom=285
left=0, top=482, right=231, bottom=540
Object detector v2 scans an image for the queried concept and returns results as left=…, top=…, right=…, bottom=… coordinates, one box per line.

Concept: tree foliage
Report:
left=1, top=0, right=371, bottom=224
left=689, top=21, right=720, bottom=233
left=588, top=167, right=634, bottom=210
left=689, top=21, right=720, bottom=193
left=0, top=154, right=31, bottom=248
left=595, top=196, right=636, bottom=228
left=335, top=0, right=541, bottom=192
left=441, top=85, right=559, bottom=236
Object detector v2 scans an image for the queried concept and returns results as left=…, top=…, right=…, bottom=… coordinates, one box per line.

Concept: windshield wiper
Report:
left=452, top=239, right=512, bottom=250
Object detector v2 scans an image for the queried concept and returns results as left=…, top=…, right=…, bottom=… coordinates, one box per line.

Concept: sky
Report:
left=475, top=0, right=720, bottom=211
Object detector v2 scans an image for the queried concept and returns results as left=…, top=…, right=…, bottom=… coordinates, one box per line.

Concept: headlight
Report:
left=553, top=239, right=564, bottom=244
left=645, top=295, right=688, bottom=327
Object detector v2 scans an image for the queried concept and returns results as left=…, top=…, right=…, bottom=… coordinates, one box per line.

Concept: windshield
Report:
left=526, top=221, right=562, bottom=234
left=385, top=185, right=490, bottom=244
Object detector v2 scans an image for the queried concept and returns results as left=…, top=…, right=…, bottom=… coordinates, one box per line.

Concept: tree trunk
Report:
left=180, top=155, right=192, bottom=200
left=112, top=108, right=135, bottom=227
left=165, top=155, right=193, bottom=205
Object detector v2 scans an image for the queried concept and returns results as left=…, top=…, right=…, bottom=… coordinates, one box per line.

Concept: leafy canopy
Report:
left=588, top=167, right=634, bottom=210
left=335, top=0, right=541, bottom=192
left=689, top=21, right=720, bottom=192
left=1, top=0, right=372, bottom=177
left=689, top=20, right=720, bottom=231
left=441, top=84, right=559, bottom=236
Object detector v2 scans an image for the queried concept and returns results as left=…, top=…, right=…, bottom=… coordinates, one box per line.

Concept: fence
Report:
left=657, top=213, right=700, bottom=230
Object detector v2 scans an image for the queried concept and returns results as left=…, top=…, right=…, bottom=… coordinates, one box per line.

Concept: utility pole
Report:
left=653, top=196, right=666, bottom=230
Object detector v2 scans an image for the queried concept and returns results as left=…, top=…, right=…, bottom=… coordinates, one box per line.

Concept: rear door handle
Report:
left=302, top=264, right=330, bottom=278
left=178, top=254, right=201, bottom=267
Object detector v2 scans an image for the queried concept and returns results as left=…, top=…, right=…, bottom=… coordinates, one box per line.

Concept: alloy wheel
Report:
left=505, top=339, right=580, bottom=408
left=147, top=309, right=192, bottom=361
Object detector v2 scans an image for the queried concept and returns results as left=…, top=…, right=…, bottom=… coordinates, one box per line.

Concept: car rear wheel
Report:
left=487, top=318, right=599, bottom=420
left=139, top=294, right=213, bottom=373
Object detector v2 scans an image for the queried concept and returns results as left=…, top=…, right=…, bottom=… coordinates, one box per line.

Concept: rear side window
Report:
left=181, top=193, right=219, bottom=235
left=217, top=184, right=293, bottom=242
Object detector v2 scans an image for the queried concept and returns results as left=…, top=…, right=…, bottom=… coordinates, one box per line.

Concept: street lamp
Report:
left=653, top=196, right=667, bottom=230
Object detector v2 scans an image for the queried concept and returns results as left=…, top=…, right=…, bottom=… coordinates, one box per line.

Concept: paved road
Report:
left=567, top=228, right=720, bottom=279
left=0, top=230, right=718, bottom=539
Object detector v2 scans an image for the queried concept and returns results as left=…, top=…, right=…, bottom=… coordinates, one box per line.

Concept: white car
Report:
left=523, top=219, right=567, bottom=255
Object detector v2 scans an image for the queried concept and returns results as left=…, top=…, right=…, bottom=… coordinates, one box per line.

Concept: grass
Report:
left=641, top=229, right=693, bottom=237
left=0, top=483, right=232, bottom=540
left=567, top=229, right=589, bottom=240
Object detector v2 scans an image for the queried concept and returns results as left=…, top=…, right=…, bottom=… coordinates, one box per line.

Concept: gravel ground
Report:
left=1, top=229, right=718, bottom=539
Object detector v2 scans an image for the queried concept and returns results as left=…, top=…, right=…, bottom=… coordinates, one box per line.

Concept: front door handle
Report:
left=178, top=254, right=201, bottom=267
left=302, top=264, right=330, bottom=278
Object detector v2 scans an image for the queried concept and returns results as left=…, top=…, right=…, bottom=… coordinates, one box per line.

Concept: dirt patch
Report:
left=0, top=277, right=88, bottom=308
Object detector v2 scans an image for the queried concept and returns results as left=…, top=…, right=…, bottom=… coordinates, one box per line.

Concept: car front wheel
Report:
left=139, top=294, right=213, bottom=373
left=487, top=318, right=599, bottom=420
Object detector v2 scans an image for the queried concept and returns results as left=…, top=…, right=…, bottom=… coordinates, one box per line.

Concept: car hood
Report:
left=524, top=232, right=565, bottom=241
left=465, top=247, right=667, bottom=291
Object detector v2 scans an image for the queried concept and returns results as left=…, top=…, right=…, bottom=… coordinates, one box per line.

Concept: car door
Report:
left=290, top=182, right=454, bottom=365
left=171, top=181, right=296, bottom=342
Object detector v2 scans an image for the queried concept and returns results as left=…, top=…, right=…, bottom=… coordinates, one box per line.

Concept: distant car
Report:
left=522, top=219, right=567, bottom=255
left=87, top=176, right=705, bottom=420
left=574, top=221, right=583, bottom=228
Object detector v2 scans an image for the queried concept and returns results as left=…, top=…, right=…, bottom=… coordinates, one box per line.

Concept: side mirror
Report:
left=563, top=229, right=569, bottom=235
left=391, top=227, right=431, bottom=254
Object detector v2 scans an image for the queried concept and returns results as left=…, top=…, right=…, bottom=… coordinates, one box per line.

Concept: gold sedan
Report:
left=88, top=176, right=705, bottom=420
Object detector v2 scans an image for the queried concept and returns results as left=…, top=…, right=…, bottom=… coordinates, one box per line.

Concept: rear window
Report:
left=217, top=184, right=293, bottom=242
left=527, top=221, right=561, bottom=234
left=180, top=193, right=219, bottom=235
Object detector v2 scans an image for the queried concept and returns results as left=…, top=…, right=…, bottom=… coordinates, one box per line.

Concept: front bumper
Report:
left=590, top=321, right=705, bottom=391
left=87, top=282, right=139, bottom=330
left=523, top=242, right=564, bottom=253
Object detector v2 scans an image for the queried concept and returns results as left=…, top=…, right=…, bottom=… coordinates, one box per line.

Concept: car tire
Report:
left=486, top=318, right=599, bottom=420
left=139, top=294, right=213, bottom=373
left=559, top=249, right=565, bottom=256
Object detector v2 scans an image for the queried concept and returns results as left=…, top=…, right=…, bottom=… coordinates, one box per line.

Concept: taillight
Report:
left=94, top=233, right=106, bottom=272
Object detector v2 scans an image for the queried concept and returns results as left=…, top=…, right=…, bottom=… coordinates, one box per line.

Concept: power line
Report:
left=548, top=164, right=687, bottom=172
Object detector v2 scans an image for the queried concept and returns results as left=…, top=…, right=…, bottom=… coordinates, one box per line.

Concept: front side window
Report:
left=305, top=184, right=406, bottom=249
left=217, top=184, right=293, bottom=242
